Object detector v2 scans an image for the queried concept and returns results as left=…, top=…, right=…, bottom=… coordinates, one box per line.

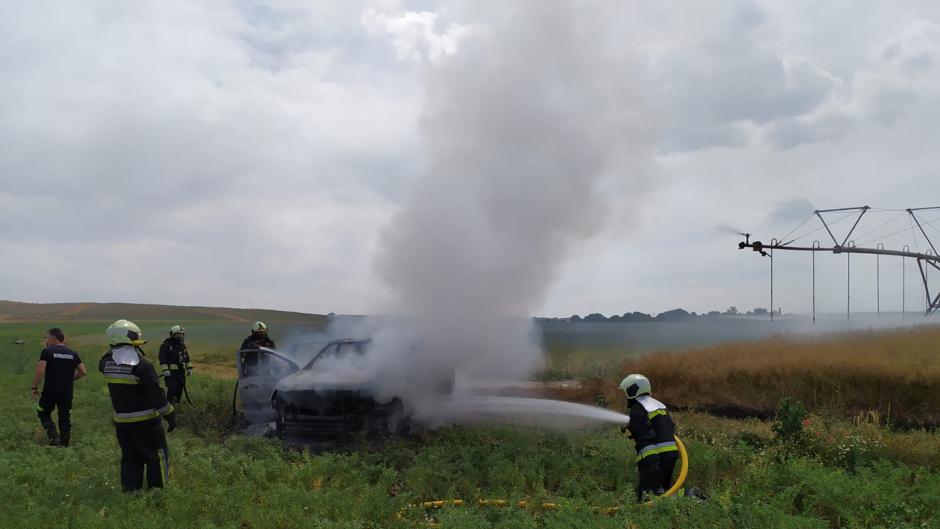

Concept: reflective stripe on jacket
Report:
left=114, top=403, right=174, bottom=423
left=99, top=348, right=175, bottom=425
left=159, top=338, right=192, bottom=376
left=627, top=395, right=678, bottom=463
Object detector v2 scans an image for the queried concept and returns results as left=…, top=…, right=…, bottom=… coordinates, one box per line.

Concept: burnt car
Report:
left=235, top=346, right=298, bottom=426
left=235, top=339, right=451, bottom=441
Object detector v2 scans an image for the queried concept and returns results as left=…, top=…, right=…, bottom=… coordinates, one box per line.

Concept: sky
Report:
left=3, top=0, right=940, bottom=318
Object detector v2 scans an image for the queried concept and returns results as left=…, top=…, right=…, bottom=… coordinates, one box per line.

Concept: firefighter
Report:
left=620, top=373, right=679, bottom=502
left=99, top=319, right=176, bottom=491
left=31, top=328, right=87, bottom=446
left=240, top=321, right=276, bottom=350
left=159, top=325, right=192, bottom=404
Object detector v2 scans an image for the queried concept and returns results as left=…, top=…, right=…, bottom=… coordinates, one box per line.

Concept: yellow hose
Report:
left=402, top=433, right=691, bottom=522
left=663, top=435, right=689, bottom=497
left=645, top=435, right=688, bottom=505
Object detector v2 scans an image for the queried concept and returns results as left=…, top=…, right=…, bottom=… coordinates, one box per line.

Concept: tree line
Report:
left=538, top=306, right=780, bottom=323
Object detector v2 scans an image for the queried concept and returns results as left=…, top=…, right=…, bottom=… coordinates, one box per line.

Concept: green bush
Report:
left=772, top=397, right=809, bottom=448
left=173, top=374, right=238, bottom=439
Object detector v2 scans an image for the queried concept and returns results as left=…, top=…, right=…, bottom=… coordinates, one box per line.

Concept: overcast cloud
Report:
left=3, top=0, right=940, bottom=318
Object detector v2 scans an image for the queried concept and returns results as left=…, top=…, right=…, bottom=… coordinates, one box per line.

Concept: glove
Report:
left=186, top=368, right=193, bottom=376
left=166, top=413, right=177, bottom=432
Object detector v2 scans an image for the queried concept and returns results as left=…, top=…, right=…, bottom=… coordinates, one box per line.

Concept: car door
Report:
left=236, top=347, right=299, bottom=424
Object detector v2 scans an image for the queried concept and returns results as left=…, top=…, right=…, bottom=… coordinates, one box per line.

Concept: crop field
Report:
left=556, top=324, right=940, bottom=429
left=2, top=319, right=939, bottom=528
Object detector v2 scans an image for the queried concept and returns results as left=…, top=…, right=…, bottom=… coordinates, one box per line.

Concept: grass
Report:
left=0, top=299, right=330, bottom=323
left=538, top=345, right=646, bottom=381
left=0, top=319, right=327, bottom=373
left=2, top=320, right=940, bottom=527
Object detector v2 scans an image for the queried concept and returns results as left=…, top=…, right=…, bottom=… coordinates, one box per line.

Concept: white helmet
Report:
left=107, top=319, right=146, bottom=346
left=170, top=325, right=185, bottom=336
left=619, top=374, right=651, bottom=400
left=251, top=321, right=268, bottom=332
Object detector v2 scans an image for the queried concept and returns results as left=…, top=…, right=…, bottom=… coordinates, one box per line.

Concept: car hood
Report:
left=275, top=366, right=380, bottom=392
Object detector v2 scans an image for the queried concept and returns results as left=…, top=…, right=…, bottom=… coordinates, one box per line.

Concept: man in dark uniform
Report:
left=31, top=328, right=86, bottom=446
left=619, top=373, right=679, bottom=502
left=159, top=325, right=192, bottom=404
left=240, top=321, right=276, bottom=350
left=99, top=319, right=176, bottom=491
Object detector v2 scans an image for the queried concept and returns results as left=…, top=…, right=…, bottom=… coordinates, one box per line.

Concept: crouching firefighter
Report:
left=620, top=374, right=678, bottom=502
left=99, top=319, right=176, bottom=491
left=159, top=325, right=192, bottom=404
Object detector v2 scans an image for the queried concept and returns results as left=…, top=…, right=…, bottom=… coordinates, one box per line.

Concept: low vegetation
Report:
left=561, top=325, right=940, bottom=428
left=0, top=319, right=327, bottom=374
left=0, top=299, right=329, bottom=324
left=2, top=319, right=939, bottom=527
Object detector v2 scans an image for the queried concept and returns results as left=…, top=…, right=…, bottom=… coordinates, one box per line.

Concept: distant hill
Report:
left=0, top=300, right=328, bottom=323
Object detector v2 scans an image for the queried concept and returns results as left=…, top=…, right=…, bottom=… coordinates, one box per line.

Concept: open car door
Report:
left=236, top=347, right=299, bottom=424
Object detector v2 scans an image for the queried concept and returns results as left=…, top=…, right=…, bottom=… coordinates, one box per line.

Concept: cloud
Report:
left=362, top=1, right=480, bottom=64
left=769, top=197, right=816, bottom=226
left=645, top=2, right=838, bottom=152
left=0, top=1, right=417, bottom=312
left=2, top=0, right=940, bottom=322
left=766, top=20, right=940, bottom=149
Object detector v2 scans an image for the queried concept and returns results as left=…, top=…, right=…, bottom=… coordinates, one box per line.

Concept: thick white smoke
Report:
left=363, top=2, right=651, bottom=402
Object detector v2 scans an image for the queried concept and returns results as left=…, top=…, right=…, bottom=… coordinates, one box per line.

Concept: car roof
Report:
left=303, top=338, right=372, bottom=369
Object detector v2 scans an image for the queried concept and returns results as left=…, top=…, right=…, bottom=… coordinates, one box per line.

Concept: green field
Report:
left=1, top=319, right=330, bottom=370
left=2, top=319, right=939, bottom=528
left=0, top=300, right=330, bottom=324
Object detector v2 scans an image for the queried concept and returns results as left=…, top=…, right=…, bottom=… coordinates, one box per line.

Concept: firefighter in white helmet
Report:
left=159, top=325, right=192, bottom=404
left=619, top=373, right=678, bottom=502
left=240, top=321, right=276, bottom=350
left=98, top=319, right=175, bottom=491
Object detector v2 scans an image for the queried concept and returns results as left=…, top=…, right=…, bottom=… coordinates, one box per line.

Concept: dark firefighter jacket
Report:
left=158, top=337, right=192, bottom=377
left=99, top=346, right=174, bottom=426
left=240, top=332, right=276, bottom=350
left=626, top=395, right=677, bottom=463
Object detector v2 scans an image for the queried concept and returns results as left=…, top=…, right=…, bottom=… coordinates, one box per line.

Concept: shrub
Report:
left=772, top=398, right=809, bottom=448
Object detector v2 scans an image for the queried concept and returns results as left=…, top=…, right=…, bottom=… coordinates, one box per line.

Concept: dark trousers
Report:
left=37, top=390, right=72, bottom=445
left=115, top=420, right=169, bottom=491
left=165, top=372, right=185, bottom=404
left=636, top=451, right=680, bottom=502
left=659, top=451, right=679, bottom=489
left=636, top=456, right=664, bottom=502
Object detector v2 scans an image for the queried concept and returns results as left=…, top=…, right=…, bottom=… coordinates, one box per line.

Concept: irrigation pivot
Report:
left=738, top=206, right=940, bottom=317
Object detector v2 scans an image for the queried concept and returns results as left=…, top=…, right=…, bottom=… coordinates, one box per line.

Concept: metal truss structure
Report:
left=738, top=206, right=940, bottom=318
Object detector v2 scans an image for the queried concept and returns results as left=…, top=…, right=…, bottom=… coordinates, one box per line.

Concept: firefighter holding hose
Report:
left=159, top=325, right=192, bottom=404
left=619, top=374, right=679, bottom=502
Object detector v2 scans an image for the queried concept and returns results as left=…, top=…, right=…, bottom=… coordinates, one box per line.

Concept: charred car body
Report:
left=236, top=339, right=449, bottom=440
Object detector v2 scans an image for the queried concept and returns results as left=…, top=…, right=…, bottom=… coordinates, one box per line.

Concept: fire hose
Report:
left=398, top=435, right=688, bottom=522
left=660, top=435, right=689, bottom=499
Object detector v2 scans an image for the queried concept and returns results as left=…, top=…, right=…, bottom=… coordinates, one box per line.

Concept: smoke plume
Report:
left=364, top=2, right=651, bottom=401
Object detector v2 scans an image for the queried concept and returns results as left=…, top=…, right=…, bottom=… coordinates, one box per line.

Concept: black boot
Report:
left=59, top=432, right=70, bottom=447
left=41, top=420, right=60, bottom=446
